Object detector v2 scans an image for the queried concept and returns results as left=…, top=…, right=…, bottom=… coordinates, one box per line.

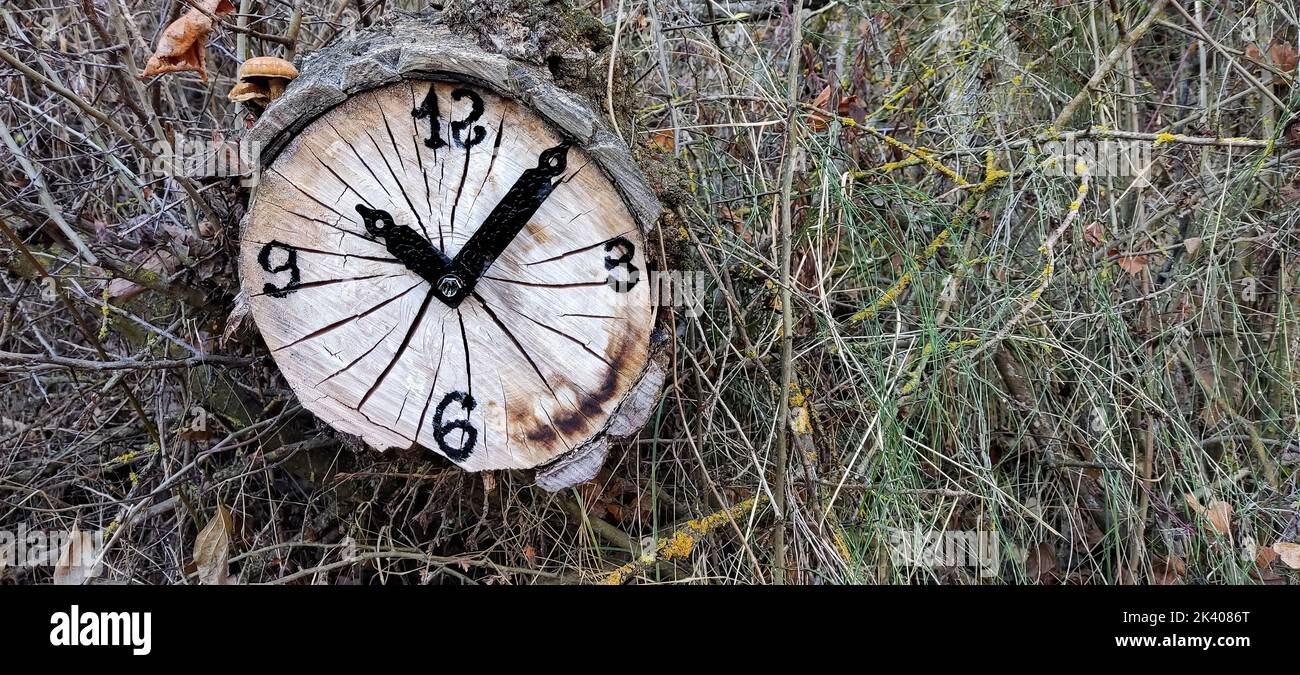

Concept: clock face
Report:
left=239, top=80, right=654, bottom=471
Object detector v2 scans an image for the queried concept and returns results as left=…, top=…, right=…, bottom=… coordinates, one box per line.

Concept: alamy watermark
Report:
left=0, top=525, right=104, bottom=572
left=886, top=526, right=1016, bottom=578
left=608, top=268, right=708, bottom=317
left=142, top=136, right=262, bottom=187
left=1040, top=137, right=1152, bottom=184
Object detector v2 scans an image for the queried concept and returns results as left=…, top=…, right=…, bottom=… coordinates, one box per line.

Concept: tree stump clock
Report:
left=238, top=18, right=666, bottom=490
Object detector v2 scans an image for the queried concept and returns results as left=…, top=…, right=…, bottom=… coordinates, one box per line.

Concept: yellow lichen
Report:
left=599, top=496, right=767, bottom=584
left=850, top=228, right=952, bottom=323
left=97, top=284, right=111, bottom=340
left=832, top=528, right=852, bottom=562
left=660, top=532, right=695, bottom=559
left=975, top=150, right=1010, bottom=192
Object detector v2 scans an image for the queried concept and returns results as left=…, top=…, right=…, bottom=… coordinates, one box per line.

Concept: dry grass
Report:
left=1, top=0, right=1298, bottom=584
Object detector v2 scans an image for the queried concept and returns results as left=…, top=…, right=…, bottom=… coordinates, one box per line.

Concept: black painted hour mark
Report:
left=449, top=88, right=486, bottom=149
left=432, top=390, right=477, bottom=461
left=604, top=236, right=639, bottom=292
left=258, top=241, right=301, bottom=297
left=412, top=86, right=447, bottom=150
left=413, top=86, right=488, bottom=151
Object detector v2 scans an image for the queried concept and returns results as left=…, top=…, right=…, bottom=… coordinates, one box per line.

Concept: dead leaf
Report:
left=1183, top=236, right=1202, bottom=255
left=1083, top=221, right=1104, bottom=247
left=106, top=249, right=178, bottom=302
left=178, top=406, right=214, bottom=443
left=1185, top=494, right=1233, bottom=535
left=1256, top=544, right=1279, bottom=569
left=139, top=0, right=235, bottom=82
left=648, top=128, right=674, bottom=152
left=808, top=85, right=833, bottom=132
left=193, top=504, right=235, bottom=584
left=1273, top=542, right=1300, bottom=569
left=1151, top=555, right=1185, bottom=585
left=1268, top=39, right=1298, bottom=79
left=1117, top=254, right=1148, bottom=277
left=1205, top=500, right=1233, bottom=534
left=1025, top=542, right=1058, bottom=584
left=53, top=524, right=102, bottom=585
left=221, top=290, right=250, bottom=348
left=522, top=544, right=536, bottom=567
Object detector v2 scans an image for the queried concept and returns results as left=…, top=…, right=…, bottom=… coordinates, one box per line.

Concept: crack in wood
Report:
left=358, top=287, right=436, bottom=410
left=250, top=272, right=394, bottom=298
left=310, top=149, right=379, bottom=209
left=482, top=275, right=606, bottom=289
left=325, top=120, right=394, bottom=209
left=272, top=204, right=378, bottom=248
left=367, top=122, right=431, bottom=242
left=472, top=292, right=554, bottom=399
left=406, top=83, right=440, bottom=246
left=456, top=307, right=473, bottom=400
left=446, top=133, right=475, bottom=239
left=273, top=280, right=421, bottom=352
left=270, top=168, right=368, bottom=227
left=410, top=329, right=448, bottom=452
left=560, top=313, right=623, bottom=320
left=502, top=302, right=613, bottom=368
left=249, top=240, right=399, bottom=264
left=317, top=322, right=399, bottom=386
left=467, top=115, right=506, bottom=219
left=523, top=228, right=635, bottom=266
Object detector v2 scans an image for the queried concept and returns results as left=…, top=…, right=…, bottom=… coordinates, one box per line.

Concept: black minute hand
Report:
left=355, top=204, right=451, bottom=287
left=435, top=141, right=571, bottom=307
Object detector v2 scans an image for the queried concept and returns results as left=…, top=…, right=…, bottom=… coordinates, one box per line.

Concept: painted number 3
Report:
left=604, top=237, right=639, bottom=292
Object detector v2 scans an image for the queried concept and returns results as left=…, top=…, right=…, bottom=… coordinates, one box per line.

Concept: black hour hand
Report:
left=356, top=204, right=451, bottom=287
left=437, top=141, right=570, bottom=307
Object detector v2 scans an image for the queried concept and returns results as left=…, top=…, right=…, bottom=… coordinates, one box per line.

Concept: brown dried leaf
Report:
left=1256, top=544, right=1279, bottom=569
left=139, top=0, right=235, bottom=82
left=1117, top=254, right=1148, bottom=277
left=1151, top=555, right=1184, bottom=585
left=1025, top=542, right=1058, bottom=584
left=1205, top=500, right=1233, bottom=535
left=648, top=128, right=674, bottom=152
left=1268, top=40, right=1298, bottom=76
left=808, top=85, right=833, bottom=132
left=1083, top=221, right=1104, bottom=247
left=193, top=504, right=235, bottom=585
left=53, top=524, right=102, bottom=585
left=221, top=290, right=250, bottom=348
left=1273, top=542, right=1300, bottom=569
left=105, top=250, right=178, bottom=302
left=1185, top=494, right=1233, bottom=535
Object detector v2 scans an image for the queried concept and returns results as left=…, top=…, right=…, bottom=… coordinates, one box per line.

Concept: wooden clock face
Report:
left=239, top=80, right=654, bottom=471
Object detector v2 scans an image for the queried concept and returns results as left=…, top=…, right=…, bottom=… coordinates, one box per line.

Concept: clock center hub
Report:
left=436, top=274, right=465, bottom=300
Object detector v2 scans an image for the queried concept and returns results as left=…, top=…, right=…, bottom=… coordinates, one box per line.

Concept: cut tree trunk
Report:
left=238, top=17, right=665, bottom=489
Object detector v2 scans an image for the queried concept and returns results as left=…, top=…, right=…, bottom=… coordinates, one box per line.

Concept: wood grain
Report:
left=241, top=81, right=655, bottom=471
